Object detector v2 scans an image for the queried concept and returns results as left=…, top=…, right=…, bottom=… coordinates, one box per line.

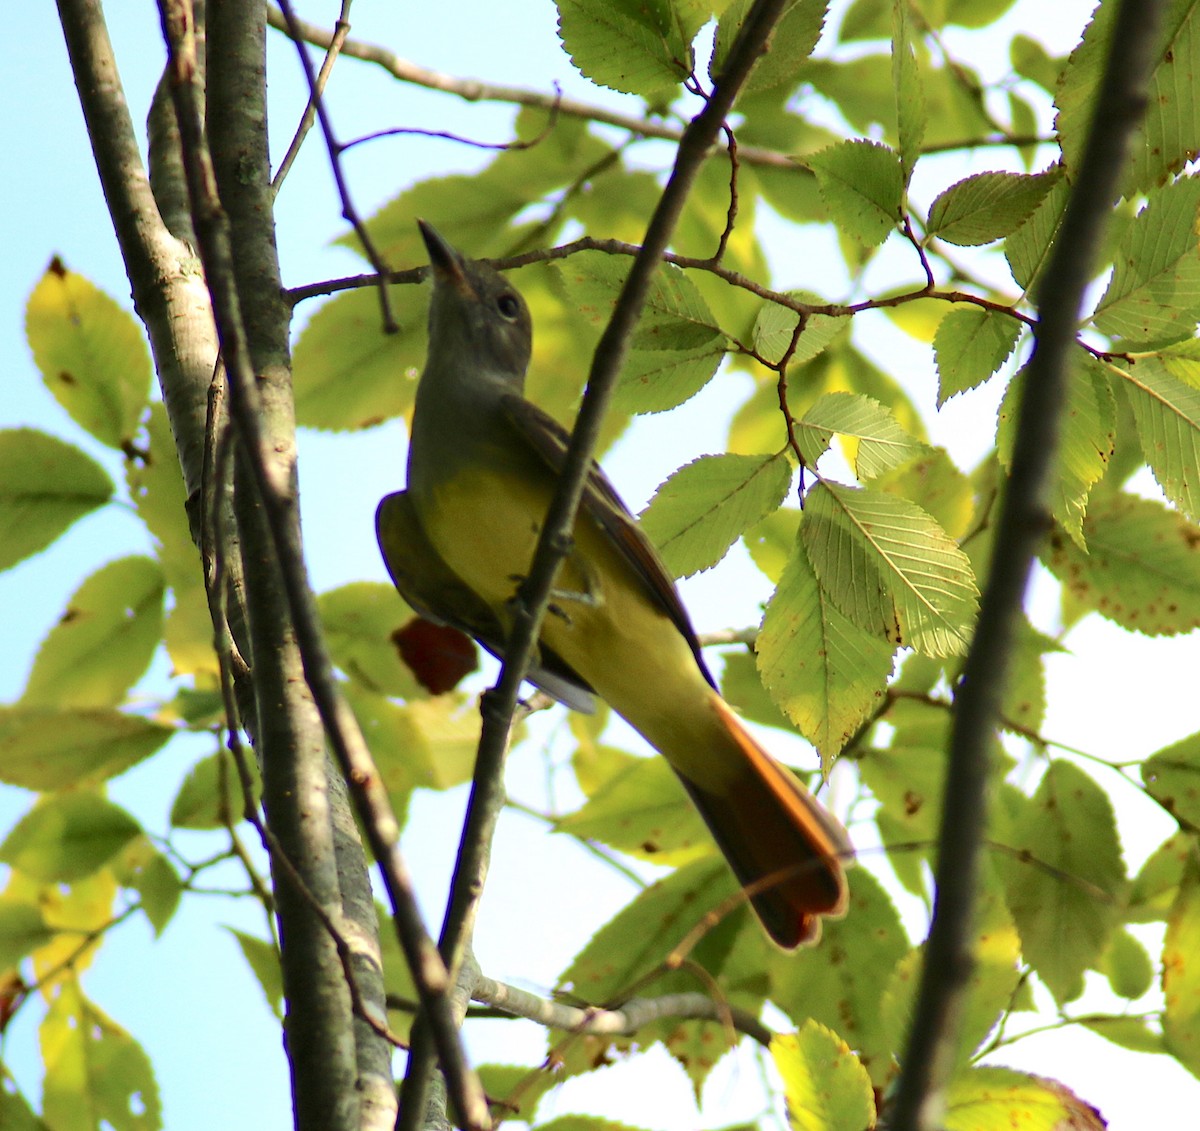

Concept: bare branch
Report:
left=472, top=974, right=773, bottom=1047
left=154, top=3, right=489, bottom=1128
left=274, top=0, right=396, bottom=329
left=889, top=2, right=1167, bottom=1127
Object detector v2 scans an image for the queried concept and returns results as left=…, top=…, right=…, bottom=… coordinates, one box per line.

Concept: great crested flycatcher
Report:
left=377, top=221, right=851, bottom=948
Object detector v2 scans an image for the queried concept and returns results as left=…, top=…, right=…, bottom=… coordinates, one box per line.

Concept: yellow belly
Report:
left=418, top=466, right=735, bottom=790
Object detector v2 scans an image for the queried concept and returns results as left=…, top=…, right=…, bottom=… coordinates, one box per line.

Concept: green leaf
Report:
left=170, top=750, right=259, bottom=830
left=22, top=556, right=164, bottom=709
left=0, top=706, right=173, bottom=791
left=804, top=482, right=979, bottom=656
left=292, top=284, right=424, bottom=430
left=0, top=429, right=113, bottom=572
left=1128, top=830, right=1192, bottom=923
left=558, top=252, right=728, bottom=415
left=1164, top=855, right=1200, bottom=1079
left=612, top=342, right=727, bottom=415
left=859, top=740, right=944, bottom=896
left=808, top=140, right=903, bottom=247
left=1, top=793, right=142, bottom=883
left=757, top=533, right=893, bottom=764
left=559, top=857, right=741, bottom=1004
left=1004, top=171, right=1069, bottom=293
left=1056, top=0, right=1200, bottom=196
left=112, top=840, right=183, bottom=936
left=752, top=293, right=848, bottom=368
left=556, top=0, right=693, bottom=97
left=770, top=869, right=908, bottom=1077
left=227, top=928, right=283, bottom=1017
left=318, top=582, right=425, bottom=699
left=713, top=0, right=827, bottom=95
left=892, top=0, right=925, bottom=187
left=1143, top=732, right=1200, bottom=829
left=943, top=1067, right=1076, bottom=1131
left=1092, top=177, right=1200, bottom=345
left=881, top=874, right=1022, bottom=1071
left=0, top=1083, right=46, bottom=1131
left=1081, top=1015, right=1166, bottom=1055
left=556, top=754, right=709, bottom=865
left=0, top=898, right=56, bottom=970
left=771, top=1022, right=875, bottom=1131
left=41, top=980, right=161, bottom=1131
left=639, top=452, right=792, bottom=578
left=873, top=446, right=975, bottom=540
left=25, top=260, right=151, bottom=448
left=933, top=307, right=1024, bottom=404
left=1043, top=491, right=1200, bottom=636
left=1109, top=355, right=1200, bottom=523
left=1011, top=33, right=1065, bottom=93
left=1097, top=927, right=1155, bottom=1000
left=926, top=170, right=1059, bottom=247
left=997, top=760, right=1125, bottom=1004
left=795, top=392, right=926, bottom=478
left=998, top=356, right=1116, bottom=546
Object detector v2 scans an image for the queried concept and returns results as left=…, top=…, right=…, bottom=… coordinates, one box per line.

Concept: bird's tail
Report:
left=673, top=695, right=851, bottom=949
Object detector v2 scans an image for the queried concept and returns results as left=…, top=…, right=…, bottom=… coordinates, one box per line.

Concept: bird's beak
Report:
left=417, top=219, right=477, bottom=301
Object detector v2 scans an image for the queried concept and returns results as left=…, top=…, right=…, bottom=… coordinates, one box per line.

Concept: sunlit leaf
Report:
left=41, top=979, right=161, bottom=1131
left=804, top=482, right=979, bottom=656
left=1043, top=492, right=1200, bottom=636
left=713, top=0, right=827, bottom=95
left=998, top=356, right=1116, bottom=546
left=1164, top=857, right=1200, bottom=1077
left=556, top=754, right=709, bottom=865
left=1109, top=355, right=1200, bottom=523
left=795, top=392, right=926, bottom=478
left=757, top=534, right=893, bottom=764
left=1092, top=177, right=1200, bottom=346
left=22, top=557, right=164, bottom=709
left=639, top=452, right=792, bottom=577
left=934, top=306, right=1024, bottom=404
left=944, top=1067, right=1097, bottom=1131
left=771, top=1022, right=874, bottom=1131
left=997, top=760, right=1125, bottom=1004
left=556, top=0, right=692, bottom=97
left=926, top=169, right=1059, bottom=247
left=1056, top=0, right=1200, bottom=195
left=25, top=259, right=151, bottom=448
left=808, top=140, right=903, bottom=247
left=0, top=706, right=173, bottom=791
left=0, top=429, right=112, bottom=572
left=1, top=794, right=142, bottom=884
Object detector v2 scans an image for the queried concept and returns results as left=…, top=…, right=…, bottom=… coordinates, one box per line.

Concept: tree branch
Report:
left=154, top=3, right=490, bottom=1129
left=889, top=2, right=1166, bottom=1128
left=472, top=974, right=773, bottom=1047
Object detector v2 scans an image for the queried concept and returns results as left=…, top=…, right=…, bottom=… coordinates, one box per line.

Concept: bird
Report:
left=376, top=220, right=851, bottom=948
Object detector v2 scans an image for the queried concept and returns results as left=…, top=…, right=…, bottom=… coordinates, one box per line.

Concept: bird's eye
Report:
left=496, top=293, right=521, bottom=320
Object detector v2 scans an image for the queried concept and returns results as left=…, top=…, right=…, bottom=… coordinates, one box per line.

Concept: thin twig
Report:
left=271, top=0, right=351, bottom=194
left=265, top=6, right=1051, bottom=169
left=888, top=2, right=1166, bottom=1128
left=273, top=0, right=396, bottom=330
left=155, top=4, right=489, bottom=1127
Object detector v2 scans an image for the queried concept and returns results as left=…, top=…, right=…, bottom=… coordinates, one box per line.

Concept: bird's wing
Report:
left=499, top=393, right=715, bottom=688
left=376, top=490, right=597, bottom=712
